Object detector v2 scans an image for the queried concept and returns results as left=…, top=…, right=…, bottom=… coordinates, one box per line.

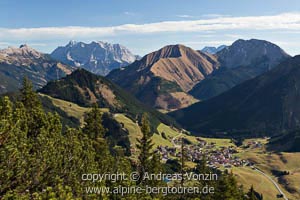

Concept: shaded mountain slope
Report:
left=170, top=56, right=300, bottom=136
left=190, top=39, right=290, bottom=100
left=268, top=130, right=300, bottom=152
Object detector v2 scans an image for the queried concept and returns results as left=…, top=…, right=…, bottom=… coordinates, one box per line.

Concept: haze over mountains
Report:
left=51, top=41, right=139, bottom=76
left=0, top=44, right=74, bottom=94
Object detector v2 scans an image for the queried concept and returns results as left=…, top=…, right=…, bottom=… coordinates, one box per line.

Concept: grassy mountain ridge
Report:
left=39, top=69, right=179, bottom=129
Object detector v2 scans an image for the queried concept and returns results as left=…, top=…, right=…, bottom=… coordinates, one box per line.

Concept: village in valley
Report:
left=153, top=134, right=264, bottom=169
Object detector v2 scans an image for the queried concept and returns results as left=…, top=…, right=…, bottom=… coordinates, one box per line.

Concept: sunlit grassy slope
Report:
left=40, top=93, right=90, bottom=124
left=236, top=138, right=300, bottom=200
left=231, top=167, right=280, bottom=200
left=40, top=93, right=108, bottom=125
left=114, top=113, right=142, bottom=146
left=113, top=116, right=179, bottom=149
left=41, top=94, right=174, bottom=149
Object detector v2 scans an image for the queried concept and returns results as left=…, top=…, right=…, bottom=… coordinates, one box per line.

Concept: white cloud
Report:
left=0, top=12, right=300, bottom=41
left=176, top=14, right=194, bottom=18
left=201, top=14, right=231, bottom=18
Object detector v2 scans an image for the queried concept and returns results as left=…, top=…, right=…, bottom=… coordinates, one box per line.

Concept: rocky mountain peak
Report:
left=0, top=44, right=44, bottom=63
left=67, top=40, right=77, bottom=46
left=201, top=45, right=227, bottom=54
left=154, top=44, right=184, bottom=58
left=51, top=41, right=138, bottom=75
left=216, top=39, right=290, bottom=69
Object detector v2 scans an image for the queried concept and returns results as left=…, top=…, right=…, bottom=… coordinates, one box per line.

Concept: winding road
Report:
left=255, top=168, right=288, bottom=200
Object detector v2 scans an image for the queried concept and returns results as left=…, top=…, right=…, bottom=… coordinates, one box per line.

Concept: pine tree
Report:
left=136, top=113, right=153, bottom=184
left=19, top=78, right=46, bottom=137
left=180, top=137, right=187, bottom=187
left=214, top=170, right=244, bottom=200
left=0, top=87, right=115, bottom=199
left=0, top=97, right=30, bottom=195
left=83, top=104, right=106, bottom=139
left=0, top=96, right=13, bottom=145
left=149, top=152, right=165, bottom=199
left=82, top=104, right=111, bottom=176
left=20, top=77, right=41, bottom=109
left=195, top=156, right=210, bottom=175
left=247, top=185, right=259, bottom=200
left=149, top=152, right=163, bottom=185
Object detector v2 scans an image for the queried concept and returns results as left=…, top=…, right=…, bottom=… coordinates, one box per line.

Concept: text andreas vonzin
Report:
left=142, top=172, right=218, bottom=181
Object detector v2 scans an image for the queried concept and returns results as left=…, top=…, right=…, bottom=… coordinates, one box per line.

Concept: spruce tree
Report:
left=20, top=77, right=41, bottom=109
left=214, top=170, right=244, bottom=200
left=180, top=137, right=187, bottom=187
left=0, top=97, right=13, bottom=145
left=82, top=104, right=111, bottom=175
left=83, top=104, right=106, bottom=139
left=136, top=113, right=153, bottom=184
left=247, top=185, right=259, bottom=200
left=19, top=78, right=46, bottom=137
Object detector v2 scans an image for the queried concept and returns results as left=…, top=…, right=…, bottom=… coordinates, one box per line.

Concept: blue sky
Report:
left=1, top=0, right=300, bottom=56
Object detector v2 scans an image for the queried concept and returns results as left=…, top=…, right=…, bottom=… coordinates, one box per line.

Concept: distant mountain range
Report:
left=0, top=44, right=74, bottom=94
left=170, top=55, right=300, bottom=136
left=51, top=41, right=139, bottom=75
left=0, top=39, right=293, bottom=115
left=1, top=38, right=300, bottom=143
left=201, top=45, right=227, bottom=54
left=107, top=39, right=290, bottom=110
left=107, top=44, right=219, bottom=110
left=0, top=41, right=139, bottom=94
